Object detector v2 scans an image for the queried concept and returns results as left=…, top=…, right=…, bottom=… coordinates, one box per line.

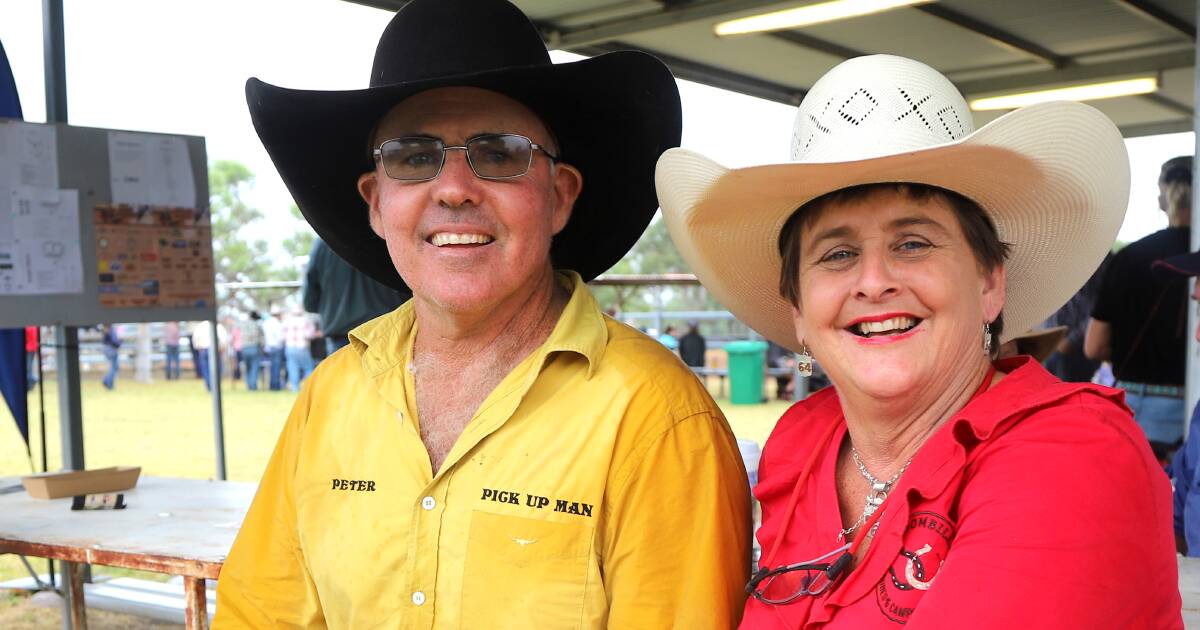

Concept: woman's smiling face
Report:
left=790, top=187, right=1006, bottom=403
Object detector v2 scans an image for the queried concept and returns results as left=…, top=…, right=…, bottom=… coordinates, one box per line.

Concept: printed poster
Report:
left=94, top=204, right=214, bottom=308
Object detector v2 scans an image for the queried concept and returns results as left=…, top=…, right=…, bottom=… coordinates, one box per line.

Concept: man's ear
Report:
left=358, top=171, right=385, bottom=239
left=550, top=163, right=583, bottom=235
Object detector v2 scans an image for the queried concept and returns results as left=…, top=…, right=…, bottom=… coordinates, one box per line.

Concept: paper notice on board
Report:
left=0, top=122, right=59, bottom=245
left=5, top=187, right=83, bottom=295
left=108, top=131, right=196, bottom=207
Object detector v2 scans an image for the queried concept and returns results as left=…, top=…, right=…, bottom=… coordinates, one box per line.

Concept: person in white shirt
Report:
left=282, top=305, right=316, bottom=391
left=261, top=308, right=285, bottom=390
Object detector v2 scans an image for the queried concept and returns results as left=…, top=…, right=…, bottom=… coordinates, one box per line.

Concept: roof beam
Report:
left=913, top=4, right=1071, bottom=68
left=956, top=50, right=1194, bottom=95
left=1140, top=92, right=1195, bottom=117
left=541, top=0, right=795, bottom=48
left=572, top=41, right=806, bottom=105
left=1119, top=119, right=1193, bottom=137
left=1115, top=0, right=1196, bottom=40
left=767, top=31, right=867, bottom=60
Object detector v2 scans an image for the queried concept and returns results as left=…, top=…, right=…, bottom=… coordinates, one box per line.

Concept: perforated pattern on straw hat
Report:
left=792, top=56, right=974, bottom=163
left=655, top=54, right=1130, bottom=353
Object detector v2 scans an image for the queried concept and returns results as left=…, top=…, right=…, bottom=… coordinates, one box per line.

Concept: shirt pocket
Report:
left=461, top=510, right=592, bottom=629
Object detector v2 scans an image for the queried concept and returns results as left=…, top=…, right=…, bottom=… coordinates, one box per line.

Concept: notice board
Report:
left=0, top=120, right=214, bottom=327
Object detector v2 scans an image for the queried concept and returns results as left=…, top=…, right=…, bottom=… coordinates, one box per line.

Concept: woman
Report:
left=657, top=55, right=1181, bottom=627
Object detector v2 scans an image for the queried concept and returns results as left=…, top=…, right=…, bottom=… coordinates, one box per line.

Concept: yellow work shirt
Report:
left=214, top=271, right=751, bottom=629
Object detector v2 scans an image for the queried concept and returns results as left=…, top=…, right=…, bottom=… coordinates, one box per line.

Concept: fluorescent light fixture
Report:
left=969, top=76, right=1158, bottom=111
left=714, top=0, right=933, bottom=36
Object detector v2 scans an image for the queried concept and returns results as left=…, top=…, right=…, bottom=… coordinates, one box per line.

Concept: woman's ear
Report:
left=981, top=263, right=1006, bottom=323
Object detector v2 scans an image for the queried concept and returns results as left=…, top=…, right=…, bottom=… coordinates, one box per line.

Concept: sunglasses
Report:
left=373, top=133, right=560, bottom=182
left=746, top=543, right=853, bottom=605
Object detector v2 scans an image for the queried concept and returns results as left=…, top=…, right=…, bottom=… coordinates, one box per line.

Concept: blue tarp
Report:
left=0, top=38, right=29, bottom=447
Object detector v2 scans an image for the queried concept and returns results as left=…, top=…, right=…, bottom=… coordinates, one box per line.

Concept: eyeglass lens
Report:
left=378, top=134, right=534, bottom=180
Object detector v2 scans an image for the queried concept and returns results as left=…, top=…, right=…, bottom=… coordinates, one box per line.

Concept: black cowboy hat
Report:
left=245, top=0, right=682, bottom=291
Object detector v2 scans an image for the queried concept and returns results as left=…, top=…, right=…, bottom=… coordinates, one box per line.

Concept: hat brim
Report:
left=247, top=51, right=681, bottom=290
left=656, top=101, right=1129, bottom=351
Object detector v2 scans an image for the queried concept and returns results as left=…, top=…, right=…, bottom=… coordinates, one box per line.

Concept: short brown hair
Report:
left=777, top=183, right=1011, bottom=346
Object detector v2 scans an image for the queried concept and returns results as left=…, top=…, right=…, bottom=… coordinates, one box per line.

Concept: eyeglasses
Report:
left=745, top=543, right=853, bottom=605
left=372, top=133, right=560, bottom=182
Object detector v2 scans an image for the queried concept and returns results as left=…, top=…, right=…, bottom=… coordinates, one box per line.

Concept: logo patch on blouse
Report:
left=876, top=511, right=955, bottom=624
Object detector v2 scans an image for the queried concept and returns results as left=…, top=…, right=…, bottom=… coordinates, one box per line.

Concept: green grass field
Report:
left=0, top=371, right=790, bottom=626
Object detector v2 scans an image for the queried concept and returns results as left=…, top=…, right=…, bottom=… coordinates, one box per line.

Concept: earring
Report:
left=797, top=343, right=813, bottom=377
left=982, top=322, right=992, bottom=356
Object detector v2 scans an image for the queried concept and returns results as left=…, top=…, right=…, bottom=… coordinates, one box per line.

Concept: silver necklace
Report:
left=838, top=448, right=913, bottom=542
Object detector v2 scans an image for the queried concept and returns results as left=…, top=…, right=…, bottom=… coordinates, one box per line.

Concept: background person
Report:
left=100, top=324, right=120, bottom=390
left=163, top=321, right=181, bottom=380
left=237, top=312, right=264, bottom=390
left=1086, top=155, right=1192, bottom=459
left=679, top=320, right=706, bottom=368
left=303, top=236, right=411, bottom=355
left=1152, top=251, right=1200, bottom=556
left=657, top=323, right=679, bottom=350
left=261, top=307, right=285, bottom=390
left=658, top=54, right=1179, bottom=627
left=282, top=306, right=315, bottom=391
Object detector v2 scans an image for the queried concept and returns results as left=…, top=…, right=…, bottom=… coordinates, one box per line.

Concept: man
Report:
left=281, top=305, right=316, bottom=390
left=303, top=236, right=411, bottom=355
left=679, top=320, right=707, bottom=368
left=261, top=306, right=285, bottom=390
left=235, top=312, right=264, bottom=390
left=1086, top=156, right=1192, bottom=457
left=214, top=1, right=751, bottom=628
left=162, top=321, right=181, bottom=380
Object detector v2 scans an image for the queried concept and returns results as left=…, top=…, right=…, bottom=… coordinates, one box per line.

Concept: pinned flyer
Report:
left=107, top=131, right=197, bottom=207
left=6, top=187, right=83, bottom=295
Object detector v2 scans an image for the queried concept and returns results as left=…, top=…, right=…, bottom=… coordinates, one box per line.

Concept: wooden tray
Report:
left=21, top=466, right=141, bottom=499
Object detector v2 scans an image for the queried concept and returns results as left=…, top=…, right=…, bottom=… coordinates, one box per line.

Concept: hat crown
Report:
left=791, top=55, right=974, bottom=163
left=370, top=0, right=550, bottom=88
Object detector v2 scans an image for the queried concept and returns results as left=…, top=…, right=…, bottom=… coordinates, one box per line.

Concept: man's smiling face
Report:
left=358, top=87, right=582, bottom=316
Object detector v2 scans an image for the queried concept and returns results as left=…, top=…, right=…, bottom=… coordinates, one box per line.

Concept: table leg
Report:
left=184, top=576, right=208, bottom=630
left=63, top=561, right=87, bottom=630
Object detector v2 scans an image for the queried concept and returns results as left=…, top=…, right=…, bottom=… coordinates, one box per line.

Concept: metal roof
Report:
left=349, top=0, right=1198, bottom=138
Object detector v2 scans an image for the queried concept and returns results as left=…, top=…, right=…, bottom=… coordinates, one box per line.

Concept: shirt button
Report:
left=412, top=591, right=426, bottom=606
left=395, top=410, right=404, bottom=420
left=421, top=496, right=436, bottom=510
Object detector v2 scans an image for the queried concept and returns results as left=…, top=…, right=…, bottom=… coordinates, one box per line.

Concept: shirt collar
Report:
left=903, top=355, right=1126, bottom=502
left=347, top=270, right=608, bottom=379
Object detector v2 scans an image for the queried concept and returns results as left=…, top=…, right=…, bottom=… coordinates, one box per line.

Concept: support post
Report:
left=209, top=320, right=226, bottom=480
left=61, top=561, right=86, bottom=630
left=55, top=325, right=83, bottom=471
left=184, top=576, right=209, bottom=630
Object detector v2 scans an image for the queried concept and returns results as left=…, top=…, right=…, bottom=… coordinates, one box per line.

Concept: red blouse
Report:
left=741, top=357, right=1181, bottom=629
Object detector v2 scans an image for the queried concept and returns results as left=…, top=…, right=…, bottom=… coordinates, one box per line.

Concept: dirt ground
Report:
left=0, top=590, right=182, bottom=629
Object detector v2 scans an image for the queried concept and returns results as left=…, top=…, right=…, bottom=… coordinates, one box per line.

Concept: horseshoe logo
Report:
left=904, top=544, right=937, bottom=591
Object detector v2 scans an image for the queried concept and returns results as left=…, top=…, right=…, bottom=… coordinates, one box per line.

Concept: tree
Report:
left=282, top=204, right=315, bottom=260
left=209, top=160, right=303, bottom=312
left=591, top=214, right=724, bottom=317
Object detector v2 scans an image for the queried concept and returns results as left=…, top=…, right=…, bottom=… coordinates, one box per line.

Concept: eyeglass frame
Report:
left=371, top=133, right=561, bottom=182
left=745, top=543, right=853, bottom=605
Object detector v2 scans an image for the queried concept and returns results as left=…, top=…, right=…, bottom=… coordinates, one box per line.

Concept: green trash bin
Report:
left=726, top=340, right=767, bottom=405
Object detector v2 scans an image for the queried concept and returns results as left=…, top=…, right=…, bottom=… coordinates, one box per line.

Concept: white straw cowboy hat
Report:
left=656, top=54, right=1129, bottom=352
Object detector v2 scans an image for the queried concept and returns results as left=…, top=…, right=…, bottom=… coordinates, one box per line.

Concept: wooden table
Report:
left=0, top=476, right=254, bottom=630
